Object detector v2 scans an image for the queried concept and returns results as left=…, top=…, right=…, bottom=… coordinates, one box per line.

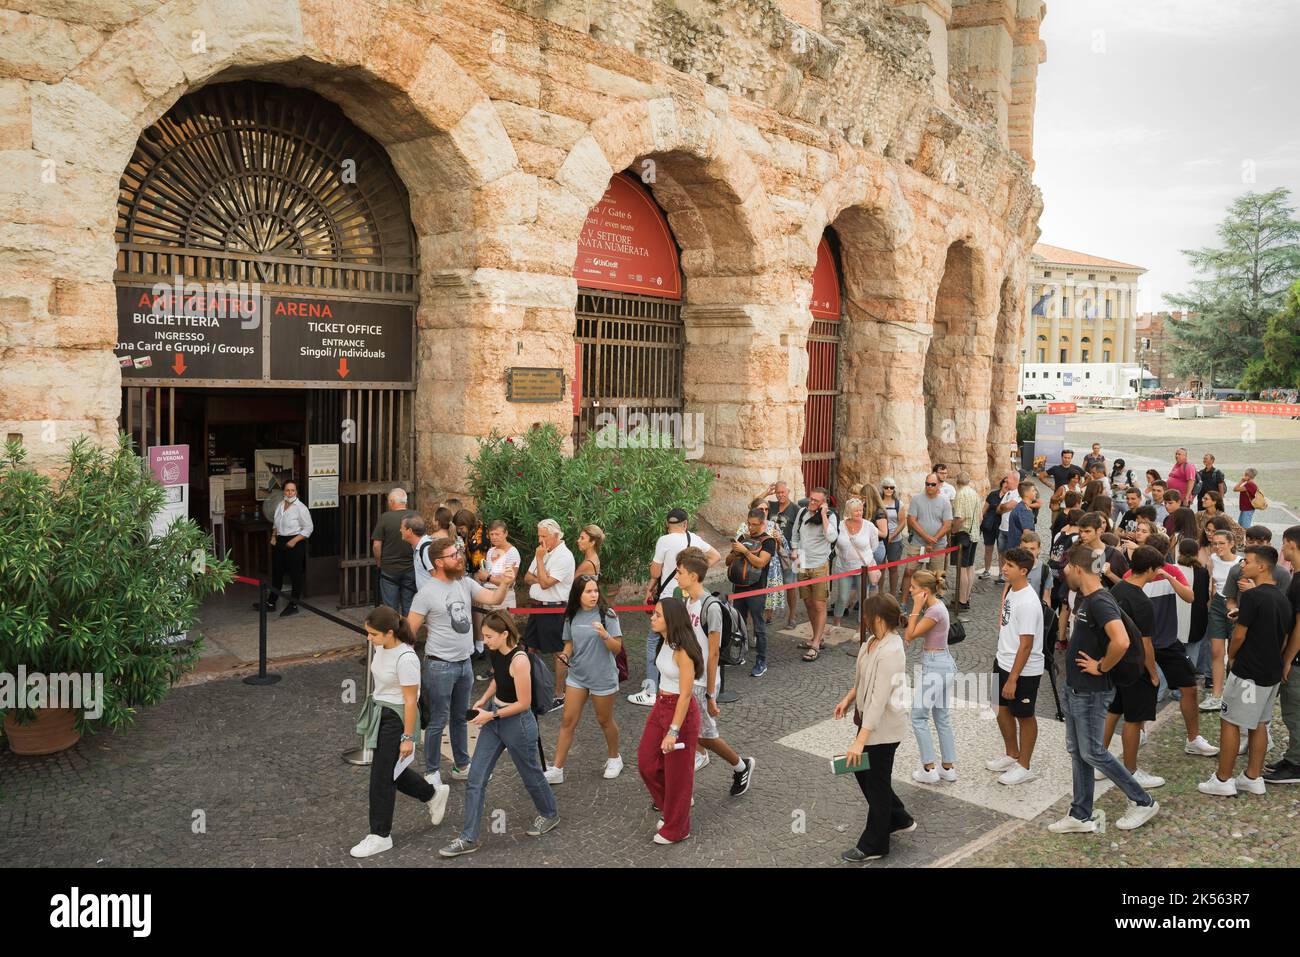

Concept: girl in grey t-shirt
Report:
left=543, top=575, right=625, bottom=784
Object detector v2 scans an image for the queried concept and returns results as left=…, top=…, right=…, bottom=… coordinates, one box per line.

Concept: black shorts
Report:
left=953, top=532, right=977, bottom=567
left=1155, top=645, right=1199, bottom=690
left=523, top=603, right=566, bottom=653
left=981, top=524, right=999, bottom=547
left=994, top=666, right=1041, bottom=718
left=1107, top=674, right=1158, bottom=723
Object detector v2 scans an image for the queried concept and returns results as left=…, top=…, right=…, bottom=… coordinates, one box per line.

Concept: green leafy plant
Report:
left=1016, top=409, right=1038, bottom=444
left=466, top=423, right=713, bottom=586
left=0, top=435, right=233, bottom=732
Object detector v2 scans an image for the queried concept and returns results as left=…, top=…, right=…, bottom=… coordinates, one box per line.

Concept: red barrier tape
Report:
left=231, top=546, right=959, bottom=616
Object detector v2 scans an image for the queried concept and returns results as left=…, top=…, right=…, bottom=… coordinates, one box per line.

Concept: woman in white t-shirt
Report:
left=350, top=606, right=440, bottom=859
left=833, top=498, right=882, bottom=628
left=1202, top=528, right=1242, bottom=710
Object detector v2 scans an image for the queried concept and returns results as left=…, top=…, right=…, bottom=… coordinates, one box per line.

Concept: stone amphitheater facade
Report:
left=0, top=0, right=1046, bottom=525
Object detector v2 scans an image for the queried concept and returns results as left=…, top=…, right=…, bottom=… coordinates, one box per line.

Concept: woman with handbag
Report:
left=832, top=497, right=882, bottom=628
left=1233, top=468, right=1263, bottom=529
left=544, top=575, right=623, bottom=784
left=881, top=478, right=908, bottom=597
left=902, top=569, right=957, bottom=784
left=741, top=496, right=787, bottom=623
left=834, top=593, right=914, bottom=862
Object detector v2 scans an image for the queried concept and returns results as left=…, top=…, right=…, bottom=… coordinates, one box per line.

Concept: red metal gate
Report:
left=801, top=235, right=843, bottom=494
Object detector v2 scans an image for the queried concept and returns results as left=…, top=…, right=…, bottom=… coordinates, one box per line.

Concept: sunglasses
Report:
left=924, top=483, right=937, bottom=488
left=882, top=486, right=895, bottom=490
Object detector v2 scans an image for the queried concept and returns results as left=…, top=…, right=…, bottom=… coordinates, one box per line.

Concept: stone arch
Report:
left=988, top=273, right=1024, bottom=480
left=549, top=97, right=794, bottom=524
left=923, top=239, right=997, bottom=480
left=30, top=0, right=524, bottom=497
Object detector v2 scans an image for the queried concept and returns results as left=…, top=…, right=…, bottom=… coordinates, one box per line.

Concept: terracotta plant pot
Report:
left=3, top=707, right=81, bottom=756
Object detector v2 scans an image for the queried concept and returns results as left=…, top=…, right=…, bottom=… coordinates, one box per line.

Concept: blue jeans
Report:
left=1189, top=638, right=1213, bottom=684
left=1239, top=509, right=1255, bottom=528
left=911, top=651, right=957, bottom=766
left=734, top=593, right=767, bottom=661
left=1062, top=686, right=1153, bottom=821
left=423, top=657, right=473, bottom=773
left=459, top=703, right=556, bottom=843
left=379, top=570, right=416, bottom=616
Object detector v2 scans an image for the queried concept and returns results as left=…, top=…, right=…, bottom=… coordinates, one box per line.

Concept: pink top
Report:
left=1167, top=462, right=1196, bottom=496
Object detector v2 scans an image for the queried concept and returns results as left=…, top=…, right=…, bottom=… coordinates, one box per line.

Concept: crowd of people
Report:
left=340, top=440, right=1298, bottom=863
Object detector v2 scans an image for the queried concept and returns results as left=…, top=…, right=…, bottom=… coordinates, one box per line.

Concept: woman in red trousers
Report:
left=637, top=597, right=705, bottom=844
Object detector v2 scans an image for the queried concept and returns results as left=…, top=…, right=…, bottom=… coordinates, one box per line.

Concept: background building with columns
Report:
left=0, top=0, right=1046, bottom=599
left=1023, top=243, right=1145, bottom=366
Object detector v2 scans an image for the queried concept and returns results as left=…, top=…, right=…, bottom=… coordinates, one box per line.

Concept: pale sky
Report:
left=1033, top=0, right=1300, bottom=313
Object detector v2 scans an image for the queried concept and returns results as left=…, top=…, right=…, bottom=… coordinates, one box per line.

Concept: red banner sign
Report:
left=1046, top=402, right=1077, bottom=414
left=573, top=173, right=681, bottom=299
left=810, top=236, right=841, bottom=319
left=1221, top=402, right=1300, bottom=416
left=1137, top=399, right=1166, bottom=411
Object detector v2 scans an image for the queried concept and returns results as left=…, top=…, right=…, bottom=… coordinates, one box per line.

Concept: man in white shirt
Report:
left=934, top=463, right=957, bottom=501
left=400, top=514, right=434, bottom=592
left=629, top=508, right=721, bottom=706
left=988, top=546, right=1044, bottom=785
left=994, top=470, right=1022, bottom=584
left=524, top=518, right=577, bottom=709
left=266, top=480, right=312, bottom=617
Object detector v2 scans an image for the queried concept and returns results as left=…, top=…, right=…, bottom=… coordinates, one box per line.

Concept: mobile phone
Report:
left=466, top=708, right=481, bottom=721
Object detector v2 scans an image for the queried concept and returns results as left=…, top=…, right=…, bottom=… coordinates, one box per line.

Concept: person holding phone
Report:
left=903, top=569, right=957, bottom=784
left=439, top=610, right=559, bottom=857
left=834, top=593, right=913, bottom=862
left=636, top=597, right=705, bottom=845
left=1200, top=528, right=1242, bottom=712
left=545, top=575, right=623, bottom=784
left=349, top=606, right=438, bottom=859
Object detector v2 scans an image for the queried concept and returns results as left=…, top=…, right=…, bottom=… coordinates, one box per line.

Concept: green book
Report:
left=830, top=753, right=868, bottom=774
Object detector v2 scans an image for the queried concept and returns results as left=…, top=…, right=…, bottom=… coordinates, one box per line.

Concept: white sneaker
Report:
left=1235, top=771, right=1266, bottom=795
left=998, top=764, right=1038, bottom=786
left=1199, top=695, right=1223, bottom=712
left=1048, top=812, right=1101, bottom=833
left=544, top=765, right=564, bottom=785
left=978, top=569, right=992, bottom=580
left=349, top=833, right=393, bottom=858
left=603, top=755, right=624, bottom=779
left=1094, top=767, right=1105, bottom=781
left=1132, top=768, right=1165, bottom=789
left=1184, top=735, right=1220, bottom=756
left=628, top=689, right=656, bottom=707
left=1116, top=799, right=1160, bottom=831
left=1197, top=772, right=1237, bottom=796
left=912, top=766, right=940, bottom=784
left=427, top=784, right=450, bottom=826
left=694, top=750, right=710, bottom=772
left=937, top=766, right=958, bottom=782
left=985, top=755, right=1017, bottom=772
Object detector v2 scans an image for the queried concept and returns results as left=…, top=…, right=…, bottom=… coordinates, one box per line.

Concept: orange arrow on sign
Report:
left=172, top=352, right=187, bottom=375
left=338, top=357, right=350, bottom=378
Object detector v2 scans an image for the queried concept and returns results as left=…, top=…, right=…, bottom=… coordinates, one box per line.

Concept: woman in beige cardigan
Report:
left=833, top=592, right=915, bottom=862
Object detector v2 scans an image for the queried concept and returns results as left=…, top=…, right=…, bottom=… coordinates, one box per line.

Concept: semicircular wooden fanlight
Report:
left=116, top=80, right=415, bottom=269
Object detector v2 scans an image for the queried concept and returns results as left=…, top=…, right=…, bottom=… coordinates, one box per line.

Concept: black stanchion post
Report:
left=243, top=579, right=282, bottom=686
left=858, top=565, right=867, bottom=646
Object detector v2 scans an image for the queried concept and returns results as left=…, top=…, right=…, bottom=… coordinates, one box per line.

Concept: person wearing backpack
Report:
left=728, top=509, right=777, bottom=678
left=1233, top=467, right=1262, bottom=529
left=349, top=606, right=440, bottom=859
left=438, top=610, right=559, bottom=857
left=544, top=575, right=623, bottom=784
left=677, top=547, right=757, bottom=796
left=1048, top=544, right=1159, bottom=835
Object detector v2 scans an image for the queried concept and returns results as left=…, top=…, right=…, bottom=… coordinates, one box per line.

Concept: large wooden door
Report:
left=801, top=235, right=843, bottom=495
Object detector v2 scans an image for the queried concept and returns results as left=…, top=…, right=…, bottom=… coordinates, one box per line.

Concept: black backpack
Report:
left=1085, top=592, right=1145, bottom=686
left=703, top=593, right=748, bottom=667
left=727, top=534, right=772, bottom=587
left=1034, top=565, right=1059, bottom=650
left=519, top=646, right=555, bottom=716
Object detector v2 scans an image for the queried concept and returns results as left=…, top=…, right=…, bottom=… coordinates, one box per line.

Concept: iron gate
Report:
left=800, top=313, right=842, bottom=495
left=573, top=291, right=684, bottom=445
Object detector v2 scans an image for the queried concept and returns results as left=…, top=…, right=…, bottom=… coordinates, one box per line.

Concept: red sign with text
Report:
left=573, top=173, right=682, bottom=299
left=810, top=236, right=841, bottom=319
left=1137, top=399, right=1167, bottom=411
left=1046, top=402, right=1077, bottom=415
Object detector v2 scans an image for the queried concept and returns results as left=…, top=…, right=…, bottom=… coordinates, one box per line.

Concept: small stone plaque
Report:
left=507, top=367, right=565, bottom=403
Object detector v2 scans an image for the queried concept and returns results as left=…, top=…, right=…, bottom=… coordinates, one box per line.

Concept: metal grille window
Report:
left=801, top=314, right=842, bottom=495
left=573, top=291, right=683, bottom=444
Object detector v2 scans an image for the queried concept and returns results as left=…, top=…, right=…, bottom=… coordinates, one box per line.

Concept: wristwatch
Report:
left=706, top=692, right=717, bottom=701
left=400, top=733, right=416, bottom=743
left=668, top=725, right=680, bottom=736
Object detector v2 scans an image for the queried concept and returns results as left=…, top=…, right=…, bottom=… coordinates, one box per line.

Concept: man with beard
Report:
left=407, top=537, right=517, bottom=822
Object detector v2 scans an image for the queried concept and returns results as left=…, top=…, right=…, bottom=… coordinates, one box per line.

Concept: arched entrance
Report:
left=800, top=232, right=844, bottom=496
left=571, top=172, right=685, bottom=446
left=114, top=80, right=419, bottom=605
left=924, top=241, right=985, bottom=475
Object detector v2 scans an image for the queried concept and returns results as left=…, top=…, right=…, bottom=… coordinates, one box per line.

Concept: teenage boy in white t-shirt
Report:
left=676, top=546, right=756, bottom=798
left=989, top=546, right=1045, bottom=786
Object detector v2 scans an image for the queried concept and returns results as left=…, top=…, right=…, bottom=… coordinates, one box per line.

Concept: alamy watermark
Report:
left=592, top=406, right=705, bottom=460
left=0, top=666, right=104, bottom=720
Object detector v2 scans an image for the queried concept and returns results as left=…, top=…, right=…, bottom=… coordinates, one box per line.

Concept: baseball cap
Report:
left=666, top=508, right=688, bottom=524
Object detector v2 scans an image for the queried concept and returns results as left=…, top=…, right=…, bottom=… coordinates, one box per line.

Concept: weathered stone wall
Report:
left=0, top=0, right=1044, bottom=527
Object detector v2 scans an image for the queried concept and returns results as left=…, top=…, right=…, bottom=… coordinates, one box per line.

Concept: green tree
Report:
left=1241, top=279, right=1300, bottom=390
left=1166, top=188, right=1300, bottom=387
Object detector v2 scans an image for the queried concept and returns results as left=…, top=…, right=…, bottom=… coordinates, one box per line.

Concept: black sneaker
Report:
left=279, top=604, right=299, bottom=617
left=1262, top=761, right=1300, bottom=784
left=729, top=757, right=756, bottom=797
left=841, top=847, right=884, bottom=862
left=957, top=601, right=971, bottom=611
